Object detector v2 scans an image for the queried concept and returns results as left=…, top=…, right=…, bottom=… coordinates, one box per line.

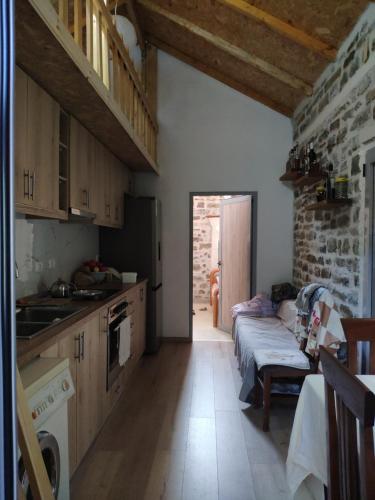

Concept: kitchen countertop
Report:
left=17, top=280, right=147, bottom=368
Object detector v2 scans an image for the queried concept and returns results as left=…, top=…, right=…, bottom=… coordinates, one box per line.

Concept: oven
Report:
left=107, top=299, right=128, bottom=390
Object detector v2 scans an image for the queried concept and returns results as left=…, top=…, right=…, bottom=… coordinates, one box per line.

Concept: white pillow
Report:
left=277, top=300, right=298, bottom=333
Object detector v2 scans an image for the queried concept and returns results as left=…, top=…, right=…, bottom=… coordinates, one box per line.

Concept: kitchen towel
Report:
left=119, top=316, right=131, bottom=366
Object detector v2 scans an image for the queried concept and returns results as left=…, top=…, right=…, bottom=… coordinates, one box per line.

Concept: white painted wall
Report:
left=136, top=52, right=294, bottom=338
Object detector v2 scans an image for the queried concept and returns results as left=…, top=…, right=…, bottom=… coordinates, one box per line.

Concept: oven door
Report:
left=107, top=314, right=126, bottom=390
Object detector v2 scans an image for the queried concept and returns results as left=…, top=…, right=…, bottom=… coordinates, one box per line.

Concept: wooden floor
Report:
left=71, top=341, right=295, bottom=500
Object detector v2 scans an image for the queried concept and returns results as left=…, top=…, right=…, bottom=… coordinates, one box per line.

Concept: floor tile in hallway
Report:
left=193, top=303, right=232, bottom=342
left=71, top=341, right=295, bottom=500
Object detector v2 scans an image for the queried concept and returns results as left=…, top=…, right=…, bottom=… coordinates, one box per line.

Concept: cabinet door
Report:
left=40, top=332, right=80, bottom=477
left=76, top=315, right=101, bottom=464
left=70, top=117, right=95, bottom=212
left=14, top=67, right=29, bottom=205
left=111, top=157, right=124, bottom=227
left=27, top=76, right=59, bottom=211
left=94, top=140, right=112, bottom=226
left=58, top=331, right=80, bottom=476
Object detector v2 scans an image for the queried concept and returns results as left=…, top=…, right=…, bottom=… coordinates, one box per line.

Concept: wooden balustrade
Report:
left=53, top=0, right=157, bottom=161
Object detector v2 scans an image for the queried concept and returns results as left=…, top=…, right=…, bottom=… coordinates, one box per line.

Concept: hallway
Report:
left=71, top=341, right=294, bottom=500
left=193, top=303, right=232, bottom=341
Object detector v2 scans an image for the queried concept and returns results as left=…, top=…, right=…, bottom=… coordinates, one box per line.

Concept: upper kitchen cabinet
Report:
left=15, top=0, right=159, bottom=174
left=15, top=67, right=65, bottom=220
left=70, top=117, right=96, bottom=216
left=94, top=142, right=127, bottom=229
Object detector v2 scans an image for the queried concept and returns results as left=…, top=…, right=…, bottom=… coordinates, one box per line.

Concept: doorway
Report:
left=189, top=192, right=257, bottom=341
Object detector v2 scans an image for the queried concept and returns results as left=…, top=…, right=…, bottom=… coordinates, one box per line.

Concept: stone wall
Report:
left=193, top=196, right=223, bottom=302
left=292, top=6, right=375, bottom=318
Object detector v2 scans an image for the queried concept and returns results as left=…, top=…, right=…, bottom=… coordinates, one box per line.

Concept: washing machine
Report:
left=19, top=357, right=75, bottom=499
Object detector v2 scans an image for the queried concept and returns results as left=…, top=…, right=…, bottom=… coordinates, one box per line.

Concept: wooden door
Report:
left=219, top=196, right=252, bottom=332
left=26, top=76, right=59, bottom=211
left=14, top=67, right=29, bottom=205
left=76, top=315, right=101, bottom=464
left=70, top=117, right=95, bottom=212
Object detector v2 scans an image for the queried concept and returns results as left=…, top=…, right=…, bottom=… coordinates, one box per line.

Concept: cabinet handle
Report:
left=74, top=335, right=81, bottom=362
left=24, top=170, right=30, bottom=199
left=30, top=171, right=35, bottom=200
left=140, top=288, right=144, bottom=301
left=80, top=332, right=85, bottom=361
left=87, top=190, right=90, bottom=209
left=105, top=203, right=111, bottom=218
left=82, top=189, right=88, bottom=207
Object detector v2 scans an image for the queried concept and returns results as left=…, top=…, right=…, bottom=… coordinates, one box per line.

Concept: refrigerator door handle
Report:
left=152, top=283, right=162, bottom=292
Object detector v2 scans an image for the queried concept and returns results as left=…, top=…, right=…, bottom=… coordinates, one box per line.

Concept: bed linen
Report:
left=234, top=315, right=302, bottom=403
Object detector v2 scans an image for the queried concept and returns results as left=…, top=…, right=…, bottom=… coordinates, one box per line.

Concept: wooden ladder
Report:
left=16, top=366, right=54, bottom=500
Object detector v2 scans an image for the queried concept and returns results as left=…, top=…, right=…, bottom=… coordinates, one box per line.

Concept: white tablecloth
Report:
left=286, top=374, right=375, bottom=500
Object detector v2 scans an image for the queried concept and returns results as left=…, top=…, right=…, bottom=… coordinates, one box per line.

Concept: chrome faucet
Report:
left=15, top=262, right=19, bottom=279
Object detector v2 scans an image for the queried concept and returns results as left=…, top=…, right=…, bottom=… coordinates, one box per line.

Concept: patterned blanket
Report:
left=296, top=286, right=346, bottom=357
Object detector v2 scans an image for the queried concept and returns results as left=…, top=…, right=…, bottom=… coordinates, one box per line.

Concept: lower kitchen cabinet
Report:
left=41, top=314, right=103, bottom=476
left=39, top=284, right=147, bottom=476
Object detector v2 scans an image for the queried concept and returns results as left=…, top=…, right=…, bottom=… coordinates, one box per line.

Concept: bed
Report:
left=234, top=314, right=302, bottom=403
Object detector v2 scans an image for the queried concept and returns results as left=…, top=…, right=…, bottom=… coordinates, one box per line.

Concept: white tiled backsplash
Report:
left=15, top=214, right=99, bottom=298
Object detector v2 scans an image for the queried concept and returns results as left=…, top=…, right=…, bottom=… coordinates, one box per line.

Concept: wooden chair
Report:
left=255, top=347, right=318, bottom=431
left=209, top=268, right=219, bottom=327
left=320, top=346, right=375, bottom=500
left=341, top=318, right=375, bottom=374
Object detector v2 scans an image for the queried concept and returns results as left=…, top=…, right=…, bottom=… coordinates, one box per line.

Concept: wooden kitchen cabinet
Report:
left=15, top=67, right=62, bottom=219
left=94, top=140, right=113, bottom=226
left=70, top=117, right=96, bottom=213
left=112, top=157, right=125, bottom=228
left=40, top=314, right=103, bottom=476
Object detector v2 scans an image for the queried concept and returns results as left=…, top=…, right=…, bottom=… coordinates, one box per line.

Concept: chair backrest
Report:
left=320, top=347, right=375, bottom=500
left=341, top=318, right=375, bottom=374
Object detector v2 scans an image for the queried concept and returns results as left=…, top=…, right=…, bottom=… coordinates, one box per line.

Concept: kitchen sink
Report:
left=16, top=305, right=86, bottom=339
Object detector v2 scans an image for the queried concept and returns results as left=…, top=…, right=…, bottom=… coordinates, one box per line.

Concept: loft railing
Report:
left=52, top=0, right=157, bottom=161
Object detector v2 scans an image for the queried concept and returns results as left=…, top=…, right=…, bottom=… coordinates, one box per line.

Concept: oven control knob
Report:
left=62, top=379, right=70, bottom=392
left=48, top=395, right=54, bottom=404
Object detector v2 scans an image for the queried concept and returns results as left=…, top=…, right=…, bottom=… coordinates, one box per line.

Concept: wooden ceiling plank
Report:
left=147, top=34, right=293, bottom=117
left=138, top=0, right=313, bottom=96
left=216, top=0, right=337, bottom=61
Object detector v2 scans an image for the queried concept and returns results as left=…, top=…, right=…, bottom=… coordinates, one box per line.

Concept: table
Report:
left=286, top=374, right=375, bottom=500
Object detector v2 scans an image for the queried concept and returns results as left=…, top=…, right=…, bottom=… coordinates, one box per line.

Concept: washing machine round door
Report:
left=19, top=431, right=60, bottom=499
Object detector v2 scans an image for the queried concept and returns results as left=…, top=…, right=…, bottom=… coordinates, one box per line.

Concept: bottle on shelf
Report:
left=325, top=163, right=335, bottom=200
left=308, top=142, right=317, bottom=174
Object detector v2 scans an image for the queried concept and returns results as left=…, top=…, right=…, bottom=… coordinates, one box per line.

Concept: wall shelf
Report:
left=294, top=175, right=323, bottom=188
left=305, top=200, right=352, bottom=211
left=279, top=171, right=302, bottom=182
left=279, top=171, right=324, bottom=189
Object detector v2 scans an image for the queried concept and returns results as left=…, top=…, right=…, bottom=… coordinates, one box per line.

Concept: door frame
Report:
left=189, top=191, right=258, bottom=341
left=0, top=0, right=17, bottom=498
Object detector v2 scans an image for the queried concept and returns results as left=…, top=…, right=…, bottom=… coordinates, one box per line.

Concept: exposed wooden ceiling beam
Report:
left=138, top=0, right=313, bottom=96
left=147, top=34, right=293, bottom=117
left=125, top=0, right=145, bottom=50
left=216, top=0, right=337, bottom=61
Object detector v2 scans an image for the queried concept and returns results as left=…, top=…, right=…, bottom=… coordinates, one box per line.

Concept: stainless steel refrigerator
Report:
left=99, top=196, right=162, bottom=353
